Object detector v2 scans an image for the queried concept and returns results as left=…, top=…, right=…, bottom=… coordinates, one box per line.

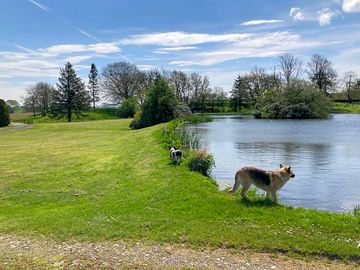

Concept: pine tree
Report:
left=230, top=74, right=249, bottom=111
left=51, top=62, right=90, bottom=122
left=0, top=99, right=10, bottom=127
left=88, top=63, right=100, bottom=109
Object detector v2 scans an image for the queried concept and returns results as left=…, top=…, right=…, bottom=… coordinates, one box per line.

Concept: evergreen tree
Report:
left=88, top=63, right=100, bottom=109
left=0, top=99, right=10, bottom=127
left=230, top=74, right=249, bottom=111
left=51, top=62, right=90, bottom=122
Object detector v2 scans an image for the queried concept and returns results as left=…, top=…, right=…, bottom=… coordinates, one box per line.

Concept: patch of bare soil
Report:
left=0, top=235, right=358, bottom=270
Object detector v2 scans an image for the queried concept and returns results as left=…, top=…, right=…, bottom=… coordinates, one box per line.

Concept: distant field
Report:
left=0, top=119, right=359, bottom=262
left=11, top=108, right=120, bottom=123
left=332, top=102, right=360, bottom=113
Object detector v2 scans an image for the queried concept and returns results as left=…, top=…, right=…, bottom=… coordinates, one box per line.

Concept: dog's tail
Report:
left=229, top=170, right=241, bottom=194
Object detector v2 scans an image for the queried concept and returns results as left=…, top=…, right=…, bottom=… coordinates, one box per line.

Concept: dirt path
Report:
left=0, top=235, right=357, bottom=270
left=0, top=123, right=33, bottom=135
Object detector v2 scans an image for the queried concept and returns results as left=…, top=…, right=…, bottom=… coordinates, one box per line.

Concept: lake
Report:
left=184, top=114, right=360, bottom=213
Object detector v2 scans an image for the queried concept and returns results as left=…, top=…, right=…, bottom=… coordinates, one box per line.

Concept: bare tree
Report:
left=35, top=82, right=55, bottom=116
left=198, top=76, right=210, bottom=112
left=101, top=62, right=144, bottom=102
left=278, top=53, right=303, bottom=86
left=167, top=70, right=190, bottom=103
left=23, top=87, right=39, bottom=117
left=342, top=71, right=357, bottom=102
left=307, top=54, right=337, bottom=96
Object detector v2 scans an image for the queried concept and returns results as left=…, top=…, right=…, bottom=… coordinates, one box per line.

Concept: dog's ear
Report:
left=288, top=166, right=291, bottom=170
left=280, top=164, right=284, bottom=168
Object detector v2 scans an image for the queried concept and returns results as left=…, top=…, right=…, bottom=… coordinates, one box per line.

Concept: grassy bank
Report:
left=11, top=108, right=120, bottom=124
left=331, top=102, right=360, bottom=114
left=0, top=119, right=359, bottom=262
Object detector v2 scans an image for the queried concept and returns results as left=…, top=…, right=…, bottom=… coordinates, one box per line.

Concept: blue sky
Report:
left=1, top=0, right=360, bottom=101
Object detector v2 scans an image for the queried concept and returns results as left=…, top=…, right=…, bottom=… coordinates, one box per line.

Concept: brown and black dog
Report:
left=229, top=164, right=295, bottom=203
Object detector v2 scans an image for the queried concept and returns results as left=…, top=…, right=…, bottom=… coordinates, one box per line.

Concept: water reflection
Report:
left=184, top=114, right=360, bottom=212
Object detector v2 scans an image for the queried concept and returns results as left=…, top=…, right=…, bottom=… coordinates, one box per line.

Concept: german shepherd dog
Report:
left=229, top=164, right=295, bottom=203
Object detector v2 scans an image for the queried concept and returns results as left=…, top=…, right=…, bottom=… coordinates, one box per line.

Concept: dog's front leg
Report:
left=271, top=192, right=277, bottom=203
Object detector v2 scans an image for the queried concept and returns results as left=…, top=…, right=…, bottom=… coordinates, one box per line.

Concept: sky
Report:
left=1, top=0, right=360, bottom=102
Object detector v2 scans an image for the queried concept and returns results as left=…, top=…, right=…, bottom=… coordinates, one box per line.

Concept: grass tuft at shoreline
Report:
left=0, top=119, right=359, bottom=263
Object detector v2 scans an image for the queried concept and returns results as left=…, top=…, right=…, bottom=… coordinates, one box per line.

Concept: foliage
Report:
left=175, top=103, right=192, bottom=118
left=51, top=62, right=90, bottom=122
left=131, top=77, right=177, bottom=129
left=117, top=97, right=139, bottom=118
left=256, top=81, right=331, bottom=119
left=6, top=100, right=20, bottom=113
left=188, top=148, right=215, bottom=176
left=88, top=63, right=100, bottom=109
left=0, top=99, right=10, bottom=127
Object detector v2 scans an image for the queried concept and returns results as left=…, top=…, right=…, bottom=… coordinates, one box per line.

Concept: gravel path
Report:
left=0, top=123, right=33, bottom=135
left=0, top=235, right=357, bottom=269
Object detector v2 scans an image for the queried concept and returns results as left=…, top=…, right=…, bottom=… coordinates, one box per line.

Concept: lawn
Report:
left=0, top=119, right=359, bottom=262
left=332, top=102, right=360, bottom=114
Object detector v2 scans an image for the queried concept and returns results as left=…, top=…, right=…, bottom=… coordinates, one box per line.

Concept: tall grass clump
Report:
left=179, top=130, right=201, bottom=150
left=188, top=148, right=215, bottom=177
left=353, top=205, right=360, bottom=218
left=183, top=114, right=212, bottom=124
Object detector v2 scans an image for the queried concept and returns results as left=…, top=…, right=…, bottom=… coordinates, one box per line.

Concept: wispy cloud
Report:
left=154, top=46, right=198, bottom=54
left=240, top=19, right=284, bottom=26
left=75, top=27, right=101, bottom=43
left=0, top=42, right=121, bottom=79
left=120, top=32, right=253, bottom=46
left=168, top=31, right=326, bottom=66
left=27, top=0, right=49, bottom=12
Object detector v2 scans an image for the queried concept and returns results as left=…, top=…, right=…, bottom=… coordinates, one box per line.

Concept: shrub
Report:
left=188, top=148, right=215, bottom=176
left=0, top=99, right=10, bottom=127
left=175, top=103, right=192, bottom=118
left=256, top=81, right=331, bottom=119
left=117, top=97, right=139, bottom=118
left=353, top=205, right=360, bottom=218
left=131, top=77, right=177, bottom=129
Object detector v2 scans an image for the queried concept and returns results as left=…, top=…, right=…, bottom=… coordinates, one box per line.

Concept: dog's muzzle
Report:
left=291, top=174, right=295, bottom=178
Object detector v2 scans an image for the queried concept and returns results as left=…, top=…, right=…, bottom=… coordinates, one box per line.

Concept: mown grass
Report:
left=331, top=102, right=360, bottom=114
left=11, top=108, right=120, bottom=124
left=0, top=119, right=359, bottom=262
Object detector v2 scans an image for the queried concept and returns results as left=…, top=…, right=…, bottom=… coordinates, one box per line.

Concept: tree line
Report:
left=20, top=53, right=360, bottom=122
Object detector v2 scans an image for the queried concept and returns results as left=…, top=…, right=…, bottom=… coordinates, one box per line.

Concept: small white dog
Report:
left=169, top=146, right=183, bottom=163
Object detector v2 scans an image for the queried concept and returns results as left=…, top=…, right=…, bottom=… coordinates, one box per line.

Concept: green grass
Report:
left=0, top=119, right=359, bottom=262
left=331, top=102, right=360, bottom=114
left=11, top=108, right=120, bottom=124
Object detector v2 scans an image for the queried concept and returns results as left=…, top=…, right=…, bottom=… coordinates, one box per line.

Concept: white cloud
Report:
left=154, top=46, right=198, bottom=54
left=169, top=31, right=326, bottom=66
left=240, top=19, right=284, bottom=26
left=318, top=9, right=339, bottom=26
left=28, top=0, right=49, bottom=12
left=342, top=0, right=360, bottom=12
left=290, top=7, right=340, bottom=26
left=39, top=43, right=121, bottom=55
left=290, top=8, right=306, bottom=21
left=120, top=32, right=253, bottom=46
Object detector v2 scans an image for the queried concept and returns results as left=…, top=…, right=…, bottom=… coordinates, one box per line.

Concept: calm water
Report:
left=184, top=114, right=360, bottom=213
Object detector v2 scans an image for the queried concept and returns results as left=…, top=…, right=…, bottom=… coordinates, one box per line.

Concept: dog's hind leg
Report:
left=240, top=182, right=251, bottom=201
